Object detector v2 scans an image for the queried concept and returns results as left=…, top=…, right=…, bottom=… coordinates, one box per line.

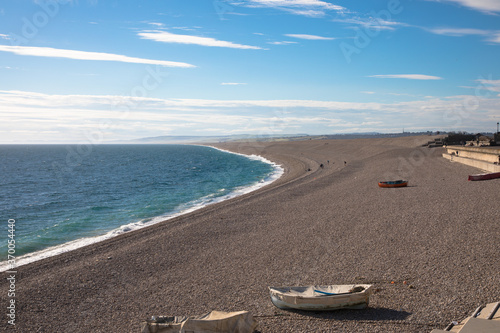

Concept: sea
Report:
left=0, top=144, right=282, bottom=271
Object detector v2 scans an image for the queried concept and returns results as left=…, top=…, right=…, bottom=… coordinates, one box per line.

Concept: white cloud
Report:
left=137, top=30, right=263, bottom=49
left=148, top=22, right=165, bottom=28
left=230, top=0, right=345, bottom=17
left=475, top=79, right=500, bottom=95
left=284, top=34, right=335, bottom=40
left=267, top=41, right=298, bottom=45
left=437, top=0, right=500, bottom=13
left=172, top=26, right=199, bottom=32
left=1, top=90, right=498, bottom=143
left=425, top=26, right=500, bottom=44
left=368, top=74, right=443, bottom=80
left=428, top=27, right=490, bottom=36
left=221, top=82, right=247, bottom=85
left=282, top=9, right=325, bottom=17
left=477, top=79, right=500, bottom=85
left=0, top=90, right=415, bottom=111
left=0, top=34, right=9, bottom=40
left=489, top=33, right=500, bottom=43
left=0, top=45, right=195, bottom=68
left=333, top=17, right=406, bottom=31
left=244, top=0, right=343, bottom=9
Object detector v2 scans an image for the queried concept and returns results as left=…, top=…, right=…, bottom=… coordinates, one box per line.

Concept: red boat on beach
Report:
left=468, top=172, right=500, bottom=181
left=378, top=180, right=408, bottom=188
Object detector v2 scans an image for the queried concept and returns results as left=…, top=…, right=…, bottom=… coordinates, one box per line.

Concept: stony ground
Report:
left=1, top=136, right=498, bottom=332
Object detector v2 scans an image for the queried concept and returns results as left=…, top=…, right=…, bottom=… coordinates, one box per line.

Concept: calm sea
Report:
left=0, top=144, right=282, bottom=270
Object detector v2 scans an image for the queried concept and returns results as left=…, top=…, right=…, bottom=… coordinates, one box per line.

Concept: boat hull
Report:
left=270, top=294, right=369, bottom=311
left=269, top=285, right=373, bottom=311
left=468, top=172, right=500, bottom=181
left=378, top=180, right=408, bottom=188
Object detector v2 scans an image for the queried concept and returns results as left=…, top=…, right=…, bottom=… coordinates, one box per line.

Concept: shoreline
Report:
left=2, top=136, right=498, bottom=332
left=0, top=145, right=283, bottom=272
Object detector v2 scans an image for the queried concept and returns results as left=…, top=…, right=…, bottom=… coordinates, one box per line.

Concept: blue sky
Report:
left=0, top=0, right=499, bottom=143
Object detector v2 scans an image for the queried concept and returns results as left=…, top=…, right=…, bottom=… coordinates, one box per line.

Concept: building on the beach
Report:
left=442, top=146, right=500, bottom=173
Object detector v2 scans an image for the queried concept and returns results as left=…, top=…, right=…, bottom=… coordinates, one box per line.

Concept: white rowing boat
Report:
left=141, top=310, right=257, bottom=333
left=269, top=284, right=373, bottom=311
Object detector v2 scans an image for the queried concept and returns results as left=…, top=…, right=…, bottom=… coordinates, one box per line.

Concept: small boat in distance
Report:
left=269, top=284, right=373, bottom=311
left=468, top=172, right=500, bottom=181
left=378, top=180, right=408, bottom=188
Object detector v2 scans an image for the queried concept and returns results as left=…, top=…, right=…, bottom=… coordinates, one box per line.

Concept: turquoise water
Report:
left=0, top=144, right=281, bottom=269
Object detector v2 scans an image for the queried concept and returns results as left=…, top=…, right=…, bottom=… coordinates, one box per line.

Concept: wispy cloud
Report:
left=426, top=27, right=500, bottom=43
left=137, top=30, right=263, bottom=49
left=148, top=22, right=165, bottom=28
left=333, top=17, right=406, bottom=31
left=230, top=0, right=345, bottom=17
left=267, top=41, right=298, bottom=45
left=489, top=33, right=500, bottom=43
left=172, top=26, right=200, bottom=32
left=285, top=34, right=335, bottom=40
left=475, top=78, right=500, bottom=96
left=368, top=74, right=443, bottom=80
left=0, top=45, right=196, bottom=68
left=434, top=0, right=500, bottom=14
left=242, top=0, right=344, bottom=10
left=221, top=82, right=247, bottom=85
left=281, top=9, right=326, bottom=17
left=428, top=27, right=490, bottom=36
left=0, top=34, right=10, bottom=40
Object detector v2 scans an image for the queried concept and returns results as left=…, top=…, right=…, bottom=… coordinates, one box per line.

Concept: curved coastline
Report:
left=0, top=145, right=283, bottom=272
left=2, top=137, right=498, bottom=332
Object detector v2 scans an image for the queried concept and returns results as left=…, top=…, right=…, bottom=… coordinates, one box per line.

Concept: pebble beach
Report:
left=2, top=136, right=499, bottom=332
